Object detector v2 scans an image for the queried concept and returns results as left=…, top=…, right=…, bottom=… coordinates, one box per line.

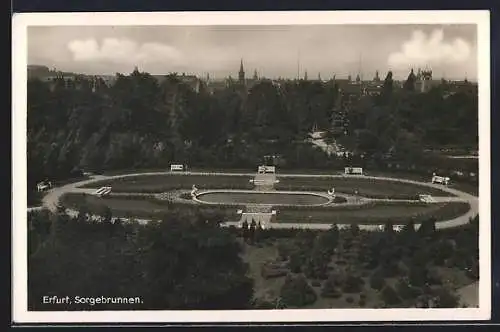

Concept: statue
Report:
left=190, top=184, right=199, bottom=198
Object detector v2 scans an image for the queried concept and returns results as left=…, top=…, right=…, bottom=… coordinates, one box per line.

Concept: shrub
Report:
left=396, top=279, right=422, bottom=300
left=280, top=275, right=318, bottom=307
left=346, top=296, right=354, bottom=303
left=342, top=275, right=365, bottom=293
left=288, top=253, right=303, bottom=273
left=359, top=298, right=366, bottom=307
left=321, top=275, right=342, bottom=298
left=311, top=280, right=321, bottom=287
left=433, top=287, right=460, bottom=308
left=261, top=264, right=288, bottom=279
left=370, top=270, right=386, bottom=290
left=381, top=285, right=402, bottom=306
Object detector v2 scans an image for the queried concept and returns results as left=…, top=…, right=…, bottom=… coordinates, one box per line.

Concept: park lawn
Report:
left=79, top=174, right=255, bottom=192
left=59, top=193, right=241, bottom=221
left=275, top=202, right=470, bottom=225
left=102, top=167, right=257, bottom=176
left=275, top=176, right=456, bottom=199
left=366, top=171, right=478, bottom=196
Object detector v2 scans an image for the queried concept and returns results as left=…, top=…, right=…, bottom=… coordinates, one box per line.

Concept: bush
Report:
left=280, top=275, right=318, bottom=307
left=381, top=285, right=402, bottom=306
left=434, top=287, right=460, bottom=308
left=359, top=298, right=366, bottom=307
left=261, top=264, right=288, bottom=279
left=396, top=279, right=422, bottom=300
left=342, top=275, right=365, bottom=293
left=346, top=296, right=354, bottom=303
left=311, top=280, right=321, bottom=287
left=321, top=275, right=342, bottom=298
left=288, top=253, right=303, bottom=273
left=370, top=270, right=386, bottom=290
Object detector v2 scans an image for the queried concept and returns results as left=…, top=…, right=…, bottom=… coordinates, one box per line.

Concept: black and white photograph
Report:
left=12, top=11, right=491, bottom=323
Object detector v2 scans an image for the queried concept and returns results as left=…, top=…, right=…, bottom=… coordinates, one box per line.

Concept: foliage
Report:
left=381, top=285, right=402, bottom=306
left=279, top=274, right=317, bottom=307
left=28, top=208, right=254, bottom=310
left=369, top=269, right=386, bottom=290
left=27, top=70, right=478, bottom=198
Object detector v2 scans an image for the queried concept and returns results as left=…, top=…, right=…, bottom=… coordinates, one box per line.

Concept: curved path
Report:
left=28, top=171, right=479, bottom=231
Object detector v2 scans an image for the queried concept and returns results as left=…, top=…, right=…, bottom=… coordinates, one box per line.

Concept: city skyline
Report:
left=28, top=24, right=477, bottom=81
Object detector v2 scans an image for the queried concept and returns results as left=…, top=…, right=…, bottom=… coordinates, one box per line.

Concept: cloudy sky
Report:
left=28, top=24, right=477, bottom=80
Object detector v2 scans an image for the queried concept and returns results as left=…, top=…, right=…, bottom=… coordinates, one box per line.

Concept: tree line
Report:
left=27, top=69, right=478, bottom=191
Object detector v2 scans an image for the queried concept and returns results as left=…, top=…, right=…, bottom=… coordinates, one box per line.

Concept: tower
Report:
left=420, top=68, right=432, bottom=93
left=253, top=69, right=258, bottom=80
left=374, top=70, right=380, bottom=82
left=304, top=70, right=308, bottom=81
left=238, top=59, right=245, bottom=83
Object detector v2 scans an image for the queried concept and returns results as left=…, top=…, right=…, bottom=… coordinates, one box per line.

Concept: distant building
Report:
left=238, top=59, right=245, bottom=84
left=178, top=73, right=202, bottom=93
left=415, top=68, right=438, bottom=93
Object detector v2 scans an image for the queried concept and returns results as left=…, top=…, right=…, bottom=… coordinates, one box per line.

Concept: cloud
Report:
left=67, top=38, right=183, bottom=65
left=388, top=29, right=471, bottom=69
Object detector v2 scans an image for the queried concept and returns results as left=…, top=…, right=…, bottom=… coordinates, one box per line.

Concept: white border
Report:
left=12, top=10, right=491, bottom=323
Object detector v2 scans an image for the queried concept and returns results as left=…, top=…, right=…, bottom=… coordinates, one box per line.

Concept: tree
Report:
left=433, top=287, right=460, bottom=308
left=381, top=285, right=401, bottom=306
left=321, top=275, right=342, bottom=298
left=396, top=279, right=422, bottom=300
left=350, top=223, right=360, bottom=236
left=342, top=274, right=365, bottom=293
left=28, top=209, right=254, bottom=310
left=241, top=220, right=249, bottom=239
left=403, top=69, right=417, bottom=91
left=382, top=71, right=394, bottom=97
left=370, top=269, right=386, bottom=290
left=280, top=274, right=317, bottom=307
left=418, top=217, right=436, bottom=236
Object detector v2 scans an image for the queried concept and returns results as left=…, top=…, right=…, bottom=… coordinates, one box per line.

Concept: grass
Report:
left=274, top=202, right=471, bottom=225
left=79, top=174, right=255, bottom=192
left=59, top=193, right=242, bottom=221
left=83, top=169, right=477, bottom=197
left=275, top=176, right=456, bottom=199
left=365, top=171, right=478, bottom=196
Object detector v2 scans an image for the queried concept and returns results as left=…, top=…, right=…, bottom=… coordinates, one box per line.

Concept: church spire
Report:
left=238, top=59, right=245, bottom=83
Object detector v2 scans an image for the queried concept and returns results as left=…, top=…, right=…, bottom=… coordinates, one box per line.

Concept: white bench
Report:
left=258, top=165, right=276, bottom=174
left=36, top=181, right=52, bottom=192
left=431, top=173, right=450, bottom=185
left=419, top=194, right=435, bottom=203
left=170, top=164, right=185, bottom=172
left=94, top=186, right=112, bottom=197
left=344, top=167, right=363, bottom=175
